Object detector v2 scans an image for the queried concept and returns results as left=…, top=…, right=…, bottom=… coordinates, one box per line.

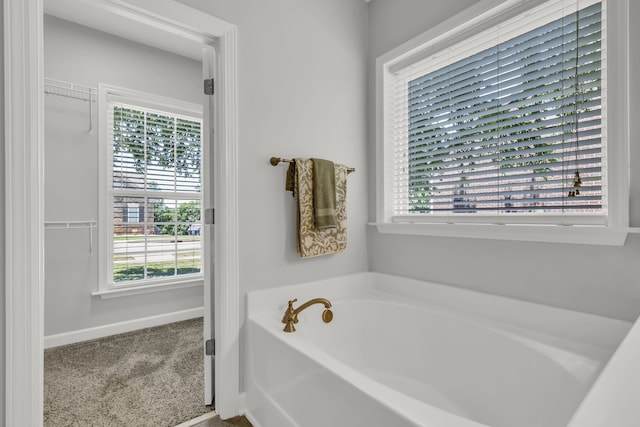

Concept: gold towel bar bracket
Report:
left=270, top=156, right=289, bottom=166
left=270, top=157, right=355, bottom=173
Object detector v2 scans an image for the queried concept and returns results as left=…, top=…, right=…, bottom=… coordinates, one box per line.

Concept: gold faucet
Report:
left=282, top=298, right=333, bottom=332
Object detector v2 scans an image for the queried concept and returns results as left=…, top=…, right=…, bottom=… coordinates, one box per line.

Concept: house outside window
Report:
left=99, top=85, right=204, bottom=292
left=375, top=0, right=629, bottom=244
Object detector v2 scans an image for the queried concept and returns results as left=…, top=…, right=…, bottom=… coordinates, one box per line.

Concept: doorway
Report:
left=4, top=1, right=241, bottom=424
left=42, top=10, right=210, bottom=422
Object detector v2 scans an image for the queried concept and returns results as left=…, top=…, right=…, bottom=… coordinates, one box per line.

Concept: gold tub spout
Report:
left=282, top=298, right=333, bottom=332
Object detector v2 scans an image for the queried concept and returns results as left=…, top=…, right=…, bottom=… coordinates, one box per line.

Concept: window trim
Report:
left=374, top=0, right=629, bottom=245
left=98, top=84, right=204, bottom=294
left=92, top=277, right=203, bottom=300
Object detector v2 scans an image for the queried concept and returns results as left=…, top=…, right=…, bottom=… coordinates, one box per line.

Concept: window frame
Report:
left=375, top=0, right=629, bottom=245
left=97, top=84, right=205, bottom=296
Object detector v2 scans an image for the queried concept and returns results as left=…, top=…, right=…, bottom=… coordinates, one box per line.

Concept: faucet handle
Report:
left=282, top=298, right=298, bottom=324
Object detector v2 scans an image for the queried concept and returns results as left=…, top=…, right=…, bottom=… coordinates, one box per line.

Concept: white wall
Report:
left=175, top=0, right=370, bottom=292
left=174, top=0, right=369, bottom=390
left=367, top=0, right=640, bottom=322
left=4, top=0, right=636, bottom=417
left=0, top=0, right=6, bottom=419
left=43, top=15, right=204, bottom=337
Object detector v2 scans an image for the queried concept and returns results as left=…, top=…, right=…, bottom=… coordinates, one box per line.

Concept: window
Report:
left=98, top=85, right=204, bottom=292
left=126, top=203, right=142, bottom=223
left=376, top=0, right=629, bottom=244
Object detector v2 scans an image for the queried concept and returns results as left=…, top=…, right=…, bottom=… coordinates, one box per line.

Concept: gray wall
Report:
left=1, top=0, right=5, bottom=420
left=367, top=0, right=640, bottom=322
left=43, top=16, right=204, bottom=336
left=176, top=0, right=370, bottom=294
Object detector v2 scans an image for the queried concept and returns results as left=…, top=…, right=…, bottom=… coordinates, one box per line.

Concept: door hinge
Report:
left=204, top=78, right=214, bottom=95
left=205, top=208, right=215, bottom=225
left=205, top=338, right=215, bottom=356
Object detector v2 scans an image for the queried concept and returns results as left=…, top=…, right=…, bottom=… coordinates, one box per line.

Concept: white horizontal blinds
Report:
left=175, top=118, right=202, bottom=193
left=392, top=0, right=603, bottom=220
left=110, top=104, right=203, bottom=284
left=112, top=106, right=202, bottom=193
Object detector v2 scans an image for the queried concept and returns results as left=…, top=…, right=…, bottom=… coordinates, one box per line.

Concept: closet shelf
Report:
left=44, top=78, right=96, bottom=102
left=44, top=220, right=97, bottom=230
left=44, top=78, right=97, bottom=131
left=45, top=220, right=97, bottom=254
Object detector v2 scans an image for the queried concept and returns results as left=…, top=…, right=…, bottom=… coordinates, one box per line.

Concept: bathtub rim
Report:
left=246, top=271, right=633, bottom=427
left=247, top=271, right=631, bottom=352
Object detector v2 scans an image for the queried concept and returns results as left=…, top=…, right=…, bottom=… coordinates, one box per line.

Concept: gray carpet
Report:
left=44, top=318, right=213, bottom=427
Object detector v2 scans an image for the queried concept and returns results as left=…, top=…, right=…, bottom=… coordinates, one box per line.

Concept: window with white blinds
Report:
left=99, top=85, right=203, bottom=290
left=390, top=0, right=604, bottom=224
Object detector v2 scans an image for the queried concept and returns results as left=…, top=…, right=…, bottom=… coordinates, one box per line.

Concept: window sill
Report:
left=93, top=278, right=204, bottom=299
left=370, top=222, right=628, bottom=246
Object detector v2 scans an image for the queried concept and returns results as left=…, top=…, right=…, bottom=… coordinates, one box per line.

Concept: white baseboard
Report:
left=244, top=411, right=262, bottom=427
left=174, top=411, right=218, bottom=427
left=172, top=394, right=247, bottom=427
left=44, top=307, right=204, bottom=349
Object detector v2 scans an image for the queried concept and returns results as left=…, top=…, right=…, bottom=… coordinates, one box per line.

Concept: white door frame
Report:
left=202, top=46, right=216, bottom=407
left=4, top=0, right=241, bottom=424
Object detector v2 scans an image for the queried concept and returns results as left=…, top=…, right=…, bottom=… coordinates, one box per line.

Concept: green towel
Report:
left=312, top=158, right=337, bottom=229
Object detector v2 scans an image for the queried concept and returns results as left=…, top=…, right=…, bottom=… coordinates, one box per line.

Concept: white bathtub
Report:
left=245, top=273, right=631, bottom=427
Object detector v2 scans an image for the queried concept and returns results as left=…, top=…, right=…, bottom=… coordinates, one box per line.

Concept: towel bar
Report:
left=270, top=157, right=355, bottom=173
